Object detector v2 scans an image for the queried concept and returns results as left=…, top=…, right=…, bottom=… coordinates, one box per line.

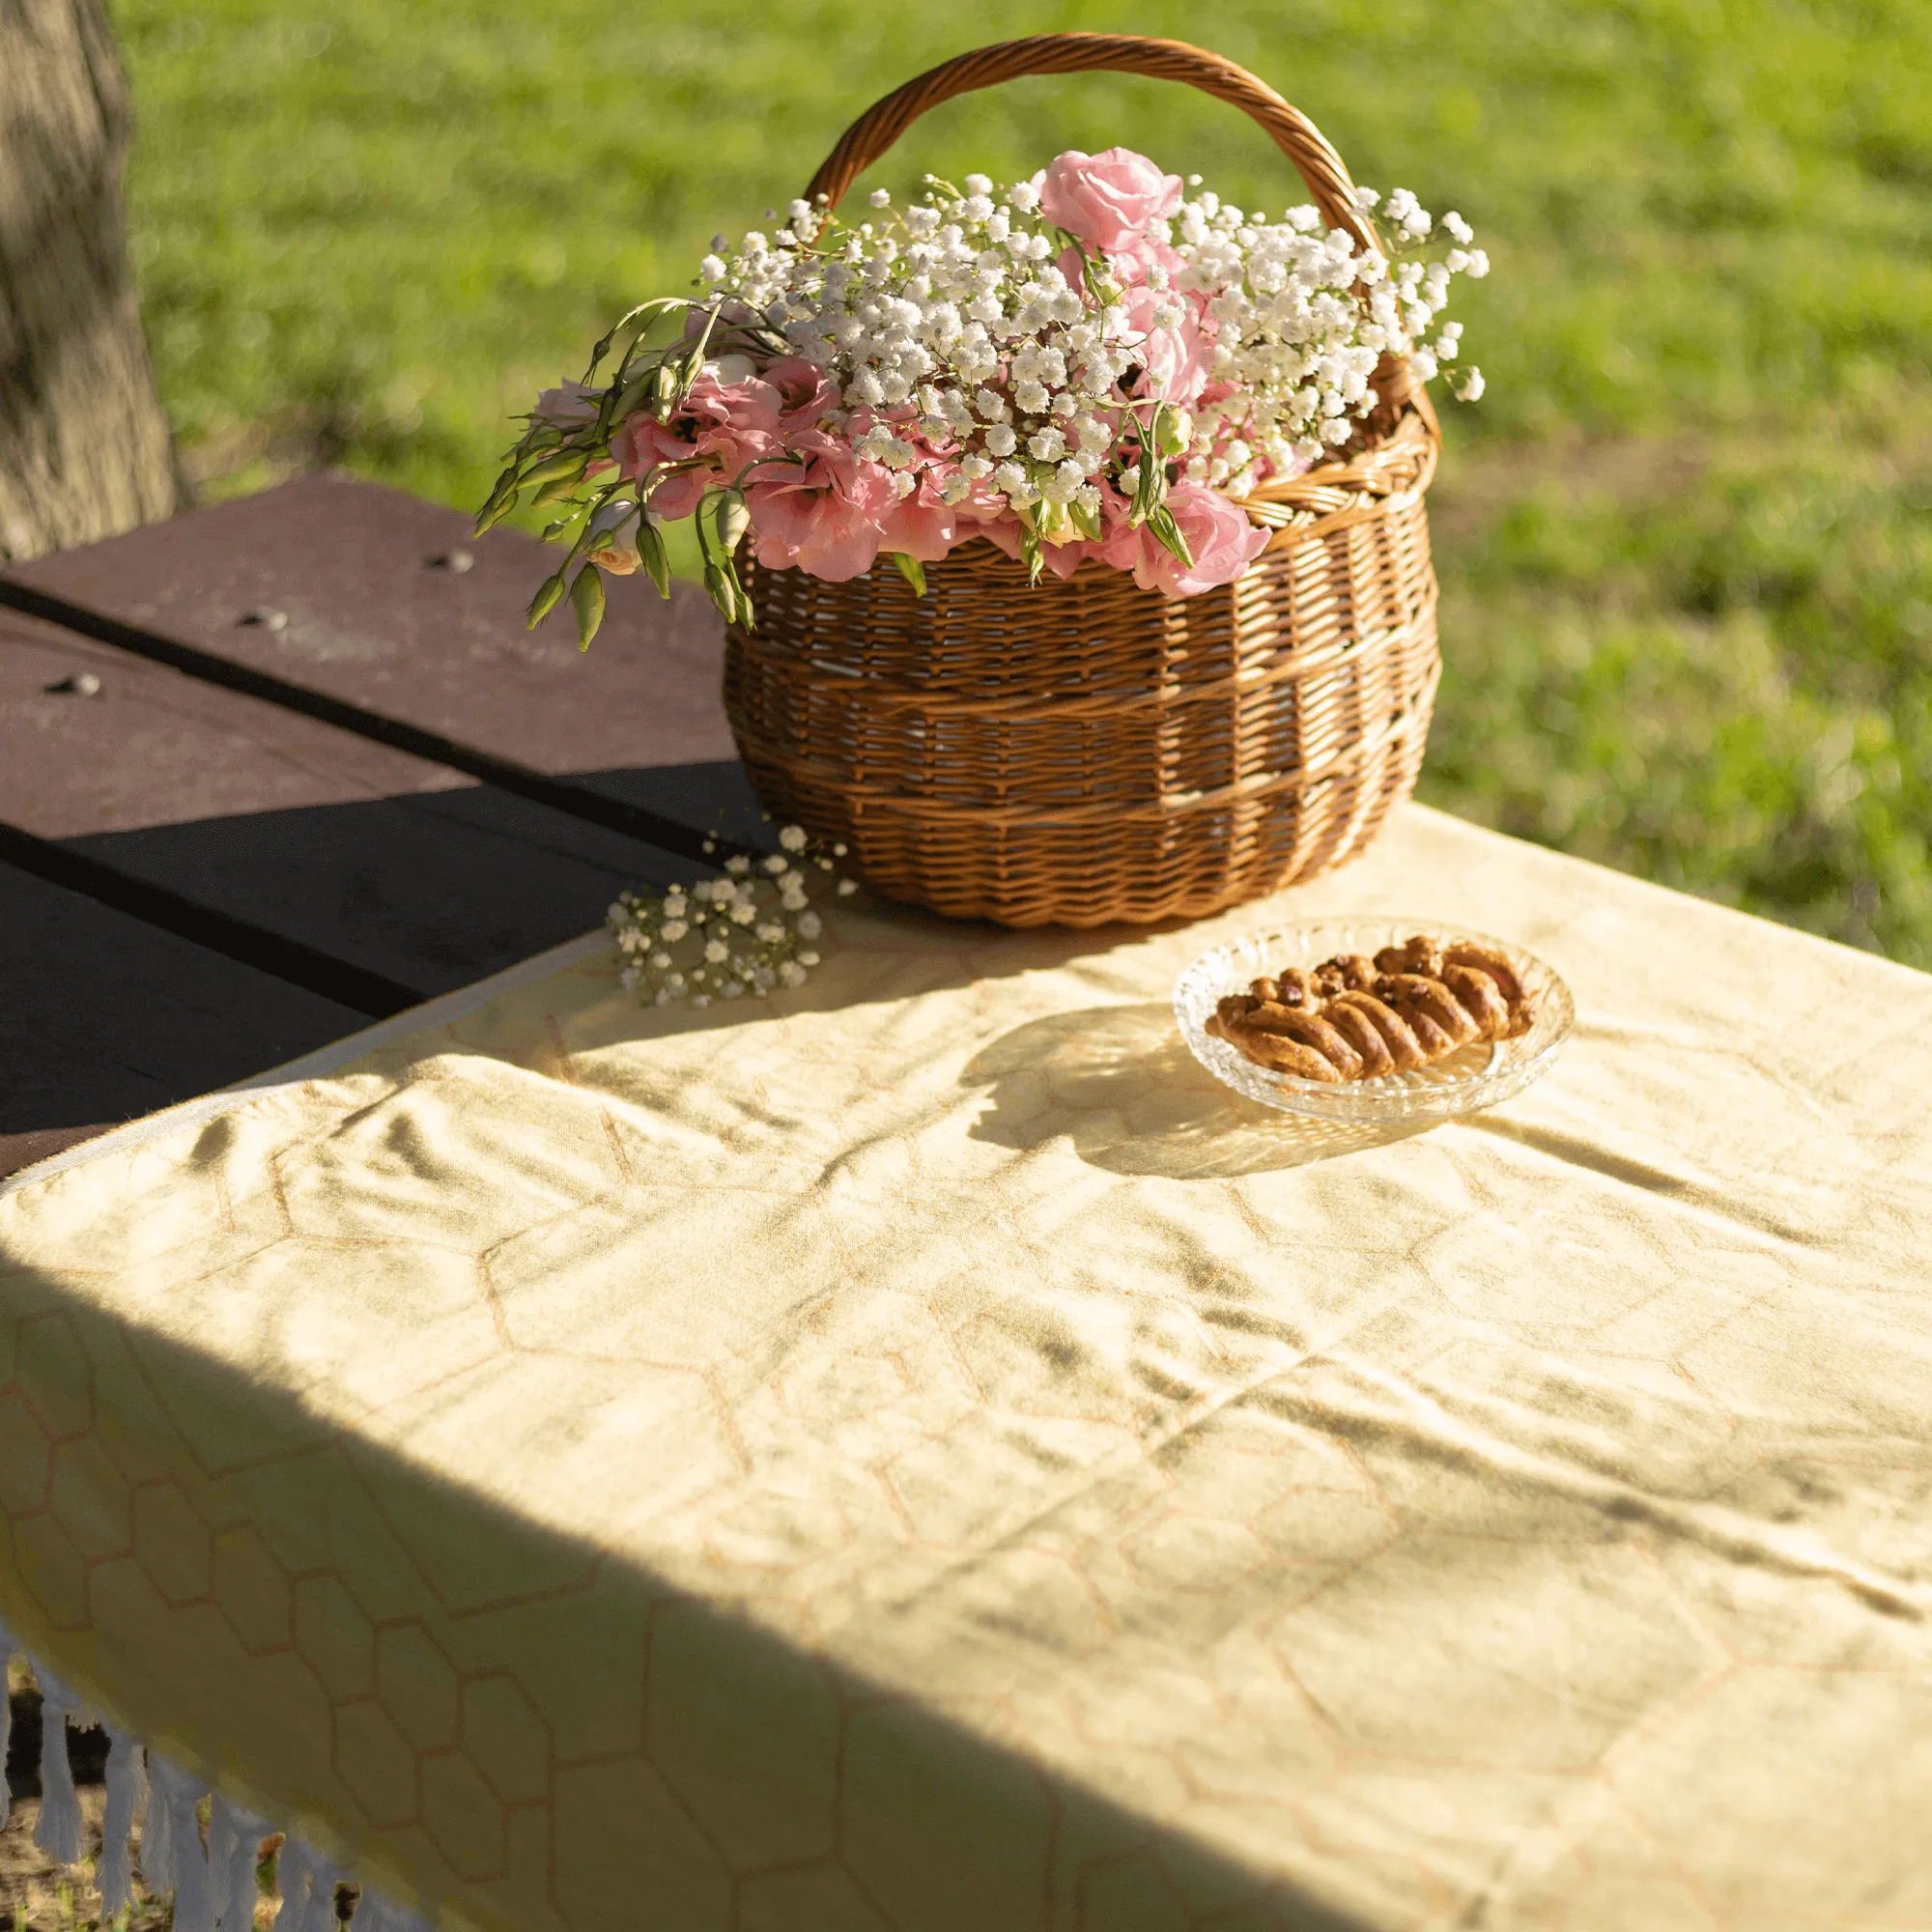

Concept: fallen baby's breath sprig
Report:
left=608, top=823, right=858, bottom=1008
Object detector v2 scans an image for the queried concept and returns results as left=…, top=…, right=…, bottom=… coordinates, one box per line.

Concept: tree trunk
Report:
left=0, top=0, right=179, bottom=563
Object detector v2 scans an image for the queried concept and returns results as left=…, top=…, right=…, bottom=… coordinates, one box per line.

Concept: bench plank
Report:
left=2, top=606, right=696, bottom=1002
left=4, top=473, right=767, bottom=846
left=0, top=860, right=363, bottom=1163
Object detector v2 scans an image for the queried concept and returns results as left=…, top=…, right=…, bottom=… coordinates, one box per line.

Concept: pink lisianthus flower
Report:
left=977, top=518, right=1101, bottom=581
left=972, top=480, right=1132, bottom=581
left=1101, top=481, right=1270, bottom=597
left=878, top=472, right=960, bottom=563
left=1039, top=147, right=1185, bottom=252
left=616, top=373, right=781, bottom=519
left=1122, top=285, right=1215, bottom=409
left=764, top=356, right=843, bottom=433
left=532, top=379, right=600, bottom=426
left=746, top=430, right=897, bottom=581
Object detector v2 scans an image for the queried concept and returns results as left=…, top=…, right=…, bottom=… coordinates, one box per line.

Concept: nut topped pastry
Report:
left=1207, top=934, right=1537, bottom=1083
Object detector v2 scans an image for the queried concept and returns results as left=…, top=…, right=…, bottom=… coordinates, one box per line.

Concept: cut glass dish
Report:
left=1173, top=919, right=1575, bottom=1123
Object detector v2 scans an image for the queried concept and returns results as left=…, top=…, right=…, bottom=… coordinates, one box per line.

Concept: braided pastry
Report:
left=1206, top=935, right=1535, bottom=1083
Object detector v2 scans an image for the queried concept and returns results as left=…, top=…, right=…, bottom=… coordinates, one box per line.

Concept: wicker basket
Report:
left=723, top=33, right=1442, bottom=928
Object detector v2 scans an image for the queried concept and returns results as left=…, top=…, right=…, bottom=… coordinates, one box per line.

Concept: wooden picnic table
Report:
left=0, top=473, right=750, bottom=1181
left=7, top=487, right=1932, bottom=1931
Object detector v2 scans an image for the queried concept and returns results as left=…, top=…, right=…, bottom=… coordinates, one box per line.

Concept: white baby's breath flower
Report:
left=704, top=940, right=729, bottom=963
left=778, top=824, right=809, bottom=852
left=796, top=911, right=822, bottom=939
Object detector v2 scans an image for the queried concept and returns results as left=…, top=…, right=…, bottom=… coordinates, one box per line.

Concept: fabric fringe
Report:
left=210, top=1792, right=274, bottom=1932
left=272, top=1836, right=348, bottom=1932
left=147, top=1754, right=216, bottom=1932
left=0, top=1615, right=13, bottom=1833
left=31, top=1663, right=85, bottom=1865
left=99, top=1724, right=146, bottom=1917
left=0, top=1630, right=438, bottom=1932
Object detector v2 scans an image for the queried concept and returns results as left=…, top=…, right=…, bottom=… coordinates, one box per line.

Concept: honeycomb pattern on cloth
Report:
left=4, top=803, right=1932, bottom=1932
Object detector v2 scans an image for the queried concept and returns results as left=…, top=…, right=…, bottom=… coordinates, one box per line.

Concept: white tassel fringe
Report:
left=0, top=1632, right=434, bottom=1931
left=99, top=1724, right=147, bottom=1916
left=210, top=1792, right=274, bottom=1932
left=147, top=1753, right=216, bottom=1932
left=0, top=1616, right=14, bottom=1833
left=278, top=1838, right=350, bottom=1932
left=31, top=1663, right=84, bottom=1865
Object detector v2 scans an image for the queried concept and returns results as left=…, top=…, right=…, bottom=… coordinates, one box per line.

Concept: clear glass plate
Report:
left=1173, top=919, right=1575, bottom=1123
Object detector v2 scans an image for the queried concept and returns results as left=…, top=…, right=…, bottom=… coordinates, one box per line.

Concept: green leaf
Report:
left=1067, top=498, right=1102, bottom=543
left=1020, top=523, right=1045, bottom=586
left=526, top=570, right=568, bottom=629
left=1146, top=505, right=1194, bottom=569
left=1130, top=441, right=1170, bottom=526
left=570, top=565, right=607, bottom=650
left=892, top=553, right=927, bottom=595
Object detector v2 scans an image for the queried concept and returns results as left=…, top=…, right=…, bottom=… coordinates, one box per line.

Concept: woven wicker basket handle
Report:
left=805, top=33, right=1379, bottom=255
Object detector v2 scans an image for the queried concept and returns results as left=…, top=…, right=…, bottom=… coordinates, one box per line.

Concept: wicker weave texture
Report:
left=724, top=33, right=1445, bottom=927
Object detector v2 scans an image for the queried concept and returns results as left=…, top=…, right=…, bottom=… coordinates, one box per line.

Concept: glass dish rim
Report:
left=1172, top=916, right=1575, bottom=1121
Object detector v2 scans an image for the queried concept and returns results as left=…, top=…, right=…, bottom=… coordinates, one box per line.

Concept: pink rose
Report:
left=746, top=430, right=896, bottom=582
left=1039, top=147, right=1184, bottom=252
left=1100, top=481, right=1270, bottom=597
left=1055, top=236, right=1185, bottom=296
left=1122, top=286, right=1215, bottom=408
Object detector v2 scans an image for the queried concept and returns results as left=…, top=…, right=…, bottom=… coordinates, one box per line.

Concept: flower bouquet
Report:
left=485, top=35, right=1490, bottom=927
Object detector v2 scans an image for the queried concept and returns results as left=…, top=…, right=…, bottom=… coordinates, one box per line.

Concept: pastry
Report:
left=1206, top=934, right=1536, bottom=1082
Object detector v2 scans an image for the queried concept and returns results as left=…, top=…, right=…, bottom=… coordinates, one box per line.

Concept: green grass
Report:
left=111, top=0, right=1932, bottom=960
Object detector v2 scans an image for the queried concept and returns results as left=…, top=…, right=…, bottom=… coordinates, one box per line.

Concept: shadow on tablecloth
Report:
left=961, top=1003, right=1431, bottom=1179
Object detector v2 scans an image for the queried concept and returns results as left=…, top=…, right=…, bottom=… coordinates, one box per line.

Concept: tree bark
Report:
left=0, top=0, right=179, bottom=562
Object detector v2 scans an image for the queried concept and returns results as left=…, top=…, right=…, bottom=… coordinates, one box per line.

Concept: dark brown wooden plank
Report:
left=0, top=860, right=364, bottom=1159
left=2, top=605, right=698, bottom=1000
left=3, top=471, right=768, bottom=848
left=0, top=1127, right=115, bottom=1186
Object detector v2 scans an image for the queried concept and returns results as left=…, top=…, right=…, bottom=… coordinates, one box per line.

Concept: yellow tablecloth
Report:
left=5, top=803, right=1932, bottom=1932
